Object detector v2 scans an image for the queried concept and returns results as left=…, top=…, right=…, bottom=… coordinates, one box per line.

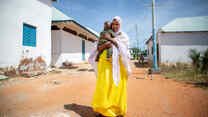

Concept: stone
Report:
left=53, top=80, right=61, bottom=85
left=62, top=61, right=74, bottom=69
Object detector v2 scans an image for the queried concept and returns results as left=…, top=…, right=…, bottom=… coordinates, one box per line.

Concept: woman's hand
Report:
left=110, top=39, right=118, bottom=48
left=104, top=33, right=118, bottom=48
left=105, top=41, right=112, bottom=48
left=97, top=42, right=112, bottom=52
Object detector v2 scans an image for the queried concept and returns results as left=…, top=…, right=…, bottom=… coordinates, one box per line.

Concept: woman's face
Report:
left=112, top=19, right=120, bottom=32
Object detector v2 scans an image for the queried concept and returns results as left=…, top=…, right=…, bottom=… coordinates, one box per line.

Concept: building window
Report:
left=23, top=24, right=36, bottom=47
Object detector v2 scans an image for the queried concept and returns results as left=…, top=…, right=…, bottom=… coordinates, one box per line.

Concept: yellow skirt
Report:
left=91, top=50, right=127, bottom=117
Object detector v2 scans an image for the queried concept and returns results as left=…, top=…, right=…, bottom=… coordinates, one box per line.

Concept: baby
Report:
left=95, top=21, right=117, bottom=61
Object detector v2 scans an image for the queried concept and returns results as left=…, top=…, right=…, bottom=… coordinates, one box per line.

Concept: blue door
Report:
left=82, top=40, right=85, bottom=60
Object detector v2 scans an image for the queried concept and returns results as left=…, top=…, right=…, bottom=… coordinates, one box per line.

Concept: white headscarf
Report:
left=113, top=16, right=122, bottom=24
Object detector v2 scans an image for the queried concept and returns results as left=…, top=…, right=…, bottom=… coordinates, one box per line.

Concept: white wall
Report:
left=85, top=40, right=95, bottom=59
left=0, top=0, right=52, bottom=67
left=51, top=30, right=62, bottom=66
left=147, top=41, right=153, bottom=60
left=160, top=45, right=208, bottom=63
left=51, top=30, right=94, bottom=67
left=158, top=32, right=208, bottom=64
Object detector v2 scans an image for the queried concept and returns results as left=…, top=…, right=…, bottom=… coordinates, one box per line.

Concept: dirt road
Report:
left=0, top=63, right=208, bottom=117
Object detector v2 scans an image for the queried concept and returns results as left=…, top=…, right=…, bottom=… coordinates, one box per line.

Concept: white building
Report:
left=146, top=16, right=208, bottom=64
left=51, top=7, right=98, bottom=67
left=0, top=0, right=55, bottom=67
left=0, top=0, right=98, bottom=68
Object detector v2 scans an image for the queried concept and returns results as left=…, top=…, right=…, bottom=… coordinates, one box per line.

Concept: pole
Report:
left=152, top=0, right=159, bottom=71
left=136, top=24, right=138, bottom=49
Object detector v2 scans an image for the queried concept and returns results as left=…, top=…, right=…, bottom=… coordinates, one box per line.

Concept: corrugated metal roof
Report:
left=161, top=16, right=208, bottom=32
left=52, top=7, right=72, bottom=21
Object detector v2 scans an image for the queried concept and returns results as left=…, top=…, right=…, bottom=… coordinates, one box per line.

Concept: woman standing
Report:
left=89, top=16, right=131, bottom=117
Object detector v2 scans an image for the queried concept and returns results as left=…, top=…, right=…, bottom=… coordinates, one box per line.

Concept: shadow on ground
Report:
left=60, top=66, right=79, bottom=69
left=135, top=77, right=145, bottom=80
left=77, top=69, right=88, bottom=71
left=64, top=103, right=98, bottom=117
left=186, top=82, right=208, bottom=89
left=77, top=69, right=94, bottom=72
left=195, top=82, right=208, bottom=89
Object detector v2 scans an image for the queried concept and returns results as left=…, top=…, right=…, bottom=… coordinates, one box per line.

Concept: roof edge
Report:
left=52, top=20, right=99, bottom=38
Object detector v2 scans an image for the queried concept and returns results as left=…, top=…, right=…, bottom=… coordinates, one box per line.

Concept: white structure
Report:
left=0, top=0, right=55, bottom=67
left=51, top=7, right=98, bottom=67
left=0, top=1, right=98, bottom=68
left=146, top=16, right=208, bottom=64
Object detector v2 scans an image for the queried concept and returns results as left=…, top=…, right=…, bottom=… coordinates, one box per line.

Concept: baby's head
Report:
left=104, top=21, right=111, bottom=30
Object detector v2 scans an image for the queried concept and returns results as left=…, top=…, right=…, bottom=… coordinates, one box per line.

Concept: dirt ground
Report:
left=0, top=62, right=208, bottom=117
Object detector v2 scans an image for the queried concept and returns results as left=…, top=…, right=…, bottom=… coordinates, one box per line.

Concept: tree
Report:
left=201, top=49, right=208, bottom=74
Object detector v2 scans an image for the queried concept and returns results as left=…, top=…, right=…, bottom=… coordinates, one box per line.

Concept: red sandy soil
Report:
left=0, top=63, right=208, bottom=117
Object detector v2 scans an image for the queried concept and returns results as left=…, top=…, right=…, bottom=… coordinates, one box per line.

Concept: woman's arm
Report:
left=104, top=33, right=118, bottom=47
left=97, top=42, right=112, bottom=52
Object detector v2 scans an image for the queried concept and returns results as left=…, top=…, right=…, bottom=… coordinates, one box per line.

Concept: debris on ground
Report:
left=18, top=56, right=47, bottom=78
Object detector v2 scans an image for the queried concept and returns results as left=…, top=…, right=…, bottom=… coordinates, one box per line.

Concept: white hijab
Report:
left=88, top=16, right=131, bottom=86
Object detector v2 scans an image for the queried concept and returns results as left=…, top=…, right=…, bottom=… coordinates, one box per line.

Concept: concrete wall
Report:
left=0, top=0, right=52, bottom=67
left=85, top=40, right=95, bottom=59
left=51, top=30, right=62, bottom=66
left=158, top=32, right=208, bottom=63
left=51, top=30, right=94, bottom=67
left=160, top=45, right=208, bottom=63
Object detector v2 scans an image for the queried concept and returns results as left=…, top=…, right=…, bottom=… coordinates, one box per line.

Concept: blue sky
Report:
left=53, top=0, right=208, bottom=49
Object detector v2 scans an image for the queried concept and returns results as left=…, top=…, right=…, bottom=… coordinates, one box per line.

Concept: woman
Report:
left=89, top=16, right=131, bottom=117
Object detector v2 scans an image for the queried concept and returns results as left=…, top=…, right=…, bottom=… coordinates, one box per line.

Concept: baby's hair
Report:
left=104, top=21, right=111, bottom=25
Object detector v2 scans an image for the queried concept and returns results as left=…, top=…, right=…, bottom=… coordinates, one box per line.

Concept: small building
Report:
left=51, top=7, right=98, bottom=67
left=0, top=0, right=98, bottom=68
left=146, top=16, right=208, bottom=64
left=0, top=0, right=56, bottom=67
